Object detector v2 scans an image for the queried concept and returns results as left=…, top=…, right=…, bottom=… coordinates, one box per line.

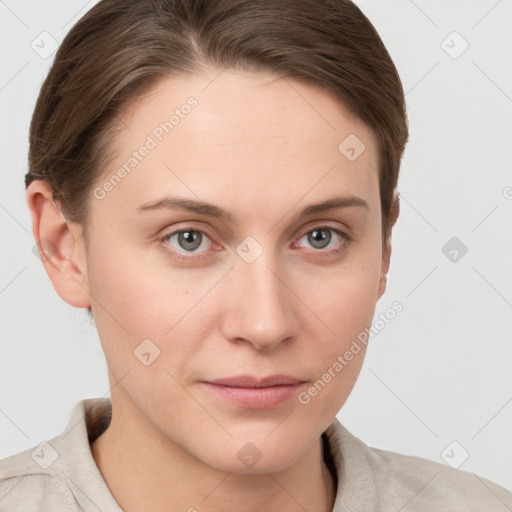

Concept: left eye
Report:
left=164, top=228, right=212, bottom=253
left=296, top=226, right=346, bottom=250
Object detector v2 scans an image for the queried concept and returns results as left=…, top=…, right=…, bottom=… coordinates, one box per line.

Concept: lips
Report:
left=201, top=375, right=307, bottom=409
left=206, top=374, right=303, bottom=388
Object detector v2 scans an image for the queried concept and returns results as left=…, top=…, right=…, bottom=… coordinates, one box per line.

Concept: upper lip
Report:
left=205, top=375, right=304, bottom=388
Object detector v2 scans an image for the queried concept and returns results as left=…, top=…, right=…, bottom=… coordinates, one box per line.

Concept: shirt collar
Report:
left=324, top=417, right=379, bottom=511
left=58, top=397, right=122, bottom=511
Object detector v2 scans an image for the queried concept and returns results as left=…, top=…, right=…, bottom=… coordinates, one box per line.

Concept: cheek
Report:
left=296, top=247, right=382, bottom=338
left=291, top=244, right=381, bottom=395
left=86, top=235, right=223, bottom=363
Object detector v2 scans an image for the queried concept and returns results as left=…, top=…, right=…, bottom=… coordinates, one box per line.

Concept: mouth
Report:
left=200, top=375, right=307, bottom=409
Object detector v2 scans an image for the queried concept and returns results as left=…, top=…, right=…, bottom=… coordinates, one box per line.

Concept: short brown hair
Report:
left=26, top=0, right=408, bottom=244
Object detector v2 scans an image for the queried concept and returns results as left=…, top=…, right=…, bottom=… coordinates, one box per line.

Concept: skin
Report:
left=27, top=69, right=399, bottom=512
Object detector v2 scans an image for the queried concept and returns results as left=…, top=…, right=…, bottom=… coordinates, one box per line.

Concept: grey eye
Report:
left=307, top=228, right=332, bottom=249
left=300, top=227, right=344, bottom=250
left=166, top=229, right=210, bottom=252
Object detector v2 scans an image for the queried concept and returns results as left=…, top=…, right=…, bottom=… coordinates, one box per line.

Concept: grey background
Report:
left=1, top=0, right=511, bottom=492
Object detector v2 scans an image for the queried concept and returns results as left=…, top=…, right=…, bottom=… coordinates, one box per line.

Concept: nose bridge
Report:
left=223, top=244, right=293, bottom=349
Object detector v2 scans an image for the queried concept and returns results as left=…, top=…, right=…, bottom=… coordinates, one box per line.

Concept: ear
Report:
left=377, top=193, right=400, bottom=300
left=26, top=180, right=91, bottom=308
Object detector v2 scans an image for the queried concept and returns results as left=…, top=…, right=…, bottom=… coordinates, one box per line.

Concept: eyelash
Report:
left=158, top=224, right=352, bottom=262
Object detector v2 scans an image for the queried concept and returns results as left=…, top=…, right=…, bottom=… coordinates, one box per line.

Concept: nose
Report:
left=220, top=252, right=296, bottom=351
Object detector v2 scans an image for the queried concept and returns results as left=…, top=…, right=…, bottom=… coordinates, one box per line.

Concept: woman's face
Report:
left=83, top=70, right=388, bottom=473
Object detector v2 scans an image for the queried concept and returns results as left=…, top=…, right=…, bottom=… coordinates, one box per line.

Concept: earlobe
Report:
left=377, top=193, right=400, bottom=300
left=26, top=180, right=91, bottom=308
left=377, top=248, right=390, bottom=300
left=389, top=192, right=400, bottom=229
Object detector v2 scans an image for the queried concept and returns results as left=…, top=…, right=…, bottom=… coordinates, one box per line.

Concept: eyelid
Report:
left=159, top=225, right=214, bottom=245
left=295, top=221, right=351, bottom=241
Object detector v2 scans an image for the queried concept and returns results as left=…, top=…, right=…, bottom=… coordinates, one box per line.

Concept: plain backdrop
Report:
left=1, top=0, right=511, bottom=492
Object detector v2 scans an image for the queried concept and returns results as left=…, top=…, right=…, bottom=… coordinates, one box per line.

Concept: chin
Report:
left=207, top=452, right=299, bottom=476
left=191, top=431, right=313, bottom=475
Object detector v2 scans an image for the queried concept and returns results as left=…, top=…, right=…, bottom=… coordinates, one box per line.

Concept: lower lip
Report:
left=201, top=382, right=304, bottom=409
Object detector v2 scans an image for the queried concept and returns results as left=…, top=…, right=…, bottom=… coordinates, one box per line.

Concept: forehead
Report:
left=97, top=70, right=380, bottom=217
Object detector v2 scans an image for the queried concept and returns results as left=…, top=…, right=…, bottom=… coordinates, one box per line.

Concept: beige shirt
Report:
left=1, top=397, right=511, bottom=511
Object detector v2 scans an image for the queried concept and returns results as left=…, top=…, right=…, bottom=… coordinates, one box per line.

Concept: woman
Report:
left=1, top=0, right=511, bottom=510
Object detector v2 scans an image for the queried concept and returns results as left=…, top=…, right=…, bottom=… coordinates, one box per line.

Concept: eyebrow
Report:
left=137, top=194, right=369, bottom=222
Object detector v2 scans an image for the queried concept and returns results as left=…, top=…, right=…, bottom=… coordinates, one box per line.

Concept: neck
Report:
left=90, top=398, right=336, bottom=512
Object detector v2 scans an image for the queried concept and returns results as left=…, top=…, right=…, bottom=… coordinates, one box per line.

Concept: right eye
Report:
left=160, top=227, right=216, bottom=261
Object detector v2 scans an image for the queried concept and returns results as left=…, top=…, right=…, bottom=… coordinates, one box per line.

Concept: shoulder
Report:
left=366, top=441, right=512, bottom=511
left=327, top=419, right=512, bottom=511
left=0, top=436, right=77, bottom=511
